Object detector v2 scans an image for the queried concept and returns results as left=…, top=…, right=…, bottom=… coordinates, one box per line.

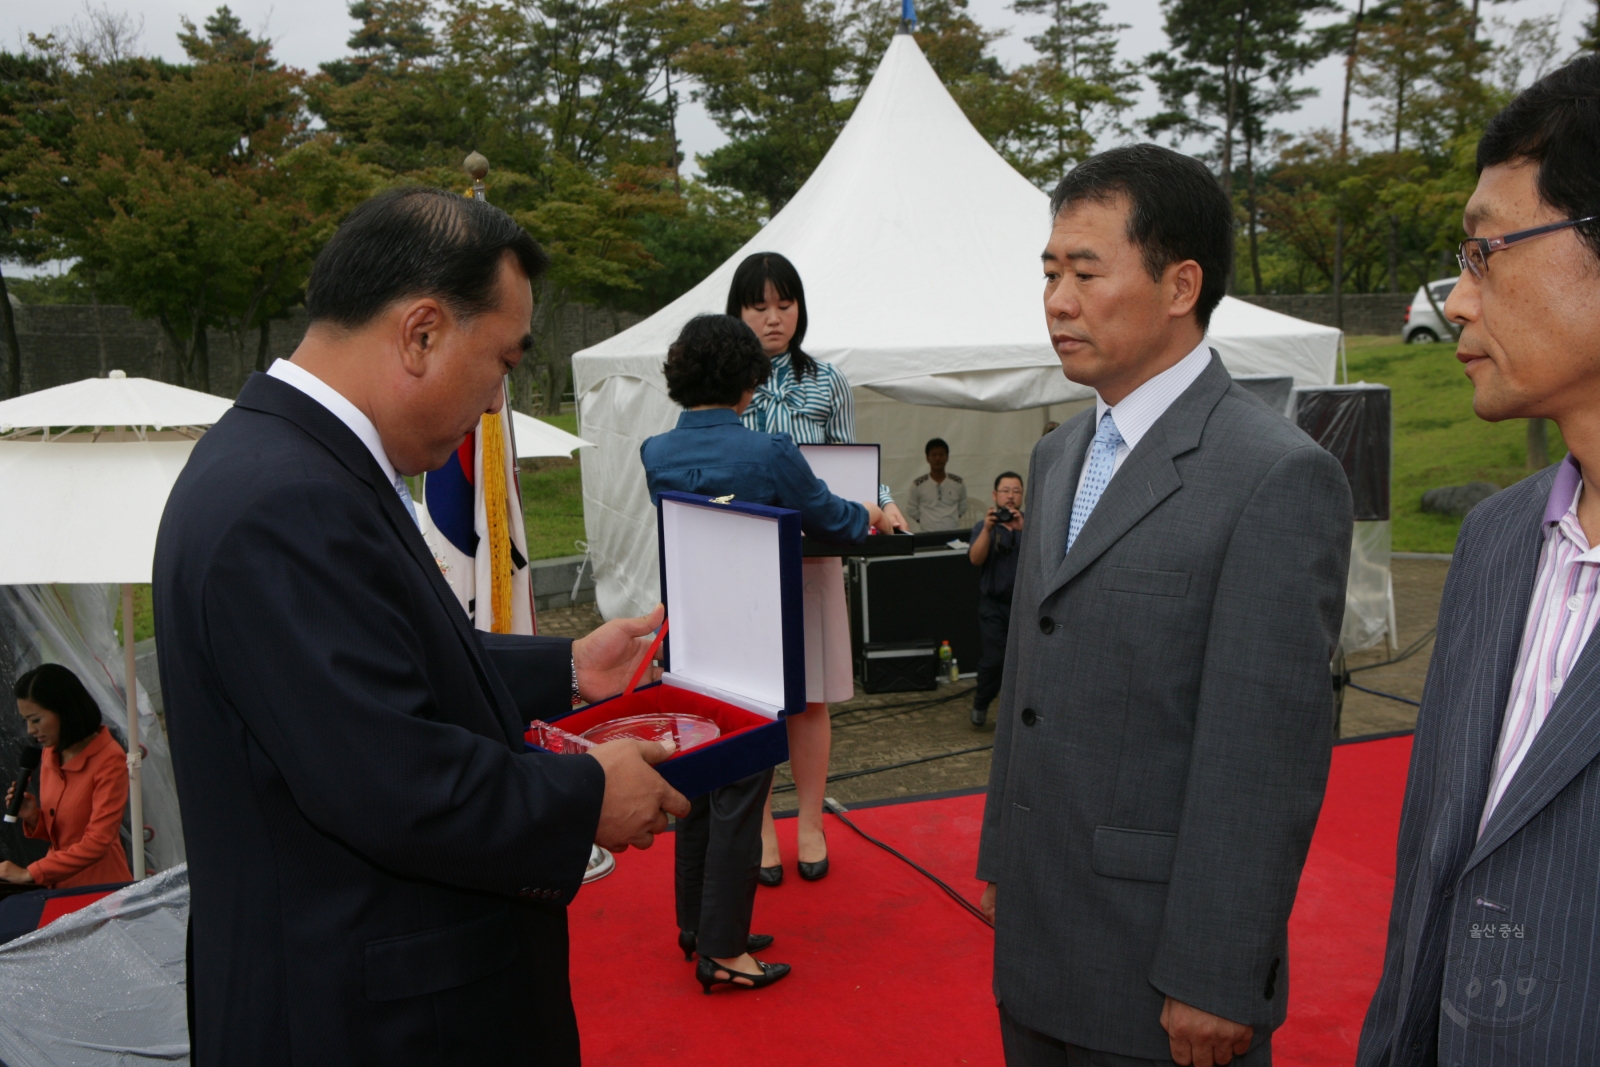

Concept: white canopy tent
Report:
left=572, top=33, right=1344, bottom=620
left=0, top=372, right=227, bottom=880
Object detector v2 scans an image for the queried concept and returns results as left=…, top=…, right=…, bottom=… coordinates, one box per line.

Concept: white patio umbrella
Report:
left=0, top=371, right=230, bottom=880
left=510, top=410, right=593, bottom=459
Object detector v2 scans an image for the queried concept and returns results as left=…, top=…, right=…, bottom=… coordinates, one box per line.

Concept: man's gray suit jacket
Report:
left=977, top=354, right=1353, bottom=1059
left=1357, top=463, right=1600, bottom=1065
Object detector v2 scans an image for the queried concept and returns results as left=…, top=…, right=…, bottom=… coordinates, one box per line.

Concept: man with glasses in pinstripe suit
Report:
left=1358, top=55, right=1600, bottom=1067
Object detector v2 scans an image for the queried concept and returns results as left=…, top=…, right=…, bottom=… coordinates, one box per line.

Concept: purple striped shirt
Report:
left=1480, top=454, right=1600, bottom=835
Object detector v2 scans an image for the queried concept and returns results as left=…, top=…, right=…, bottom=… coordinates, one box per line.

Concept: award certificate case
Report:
left=526, top=492, right=803, bottom=798
left=796, top=443, right=913, bottom=558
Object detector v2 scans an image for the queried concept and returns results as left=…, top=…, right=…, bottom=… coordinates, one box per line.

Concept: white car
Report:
left=1404, top=278, right=1458, bottom=343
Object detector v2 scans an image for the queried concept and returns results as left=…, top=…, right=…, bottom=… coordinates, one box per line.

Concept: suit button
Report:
left=1443, top=885, right=1454, bottom=899
left=1039, top=616, right=1054, bottom=634
left=1021, top=707, right=1037, bottom=726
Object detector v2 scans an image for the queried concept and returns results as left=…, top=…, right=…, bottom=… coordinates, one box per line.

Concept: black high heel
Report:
left=678, top=930, right=775, bottom=960
left=797, top=835, right=829, bottom=881
left=696, top=955, right=791, bottom=994
left=757, top=864, right=783, bottom=887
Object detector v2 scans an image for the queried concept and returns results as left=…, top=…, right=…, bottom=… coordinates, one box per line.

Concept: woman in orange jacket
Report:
left=2, top=663, right=134, bottom=888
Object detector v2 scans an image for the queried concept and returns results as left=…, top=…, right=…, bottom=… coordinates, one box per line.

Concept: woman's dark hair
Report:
left=1049, top=144, right=1233, bottom=328
left=663, top=315, right=772, bottom=409
left=1477, top=55, right=1600, bottom=264
left=725, top=252, right=816, bottom=378
left=14, top=664, right=102, bottom=750
left=306, top=186, right=551, bottom=329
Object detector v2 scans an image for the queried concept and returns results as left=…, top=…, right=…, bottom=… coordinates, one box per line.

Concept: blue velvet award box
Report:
left=527, top=491, right=804, bottom=798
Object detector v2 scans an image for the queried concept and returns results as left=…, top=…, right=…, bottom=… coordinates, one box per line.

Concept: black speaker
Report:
left=1292, top=384, right=1392, bottom=521
left=849, top=549, right=983, bottom=685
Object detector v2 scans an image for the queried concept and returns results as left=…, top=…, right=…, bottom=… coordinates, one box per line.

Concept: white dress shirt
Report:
left=266, top=359, right=419, bottom=526
left=1075, top=340, right=1213, bottom=496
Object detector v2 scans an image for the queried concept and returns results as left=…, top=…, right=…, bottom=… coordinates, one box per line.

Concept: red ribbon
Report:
left=623, top=618, right=669, bottom=697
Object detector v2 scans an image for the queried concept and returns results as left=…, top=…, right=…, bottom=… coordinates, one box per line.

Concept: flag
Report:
left=420, top=398, right=535, bottom=634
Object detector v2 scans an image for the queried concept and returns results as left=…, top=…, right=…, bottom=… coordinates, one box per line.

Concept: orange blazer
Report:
left=24, top=725, right=134, bottom=888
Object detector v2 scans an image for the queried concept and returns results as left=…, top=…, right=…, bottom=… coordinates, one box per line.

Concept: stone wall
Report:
left=1235, top=292, right=1414, bottom=337
left=7, top=300, right=642, bottom=401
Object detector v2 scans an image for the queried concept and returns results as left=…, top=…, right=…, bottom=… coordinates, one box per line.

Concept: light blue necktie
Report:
left=1066, top=411, right=1124, bottom=554
left=393, top=473, right=421, bottom=529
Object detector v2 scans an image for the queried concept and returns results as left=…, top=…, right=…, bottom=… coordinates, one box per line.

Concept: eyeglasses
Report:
left=1457, top=216, right=1599, bottom=279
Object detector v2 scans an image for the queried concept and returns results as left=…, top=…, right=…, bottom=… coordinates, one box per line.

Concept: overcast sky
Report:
left=4, top=0, right=1589, bottom=275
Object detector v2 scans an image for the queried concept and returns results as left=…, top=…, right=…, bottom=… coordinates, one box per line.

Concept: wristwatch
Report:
left=571, top=658, right=583, bottom=707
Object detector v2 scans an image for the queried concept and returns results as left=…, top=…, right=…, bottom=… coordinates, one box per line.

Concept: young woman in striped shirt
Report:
left=727, top=253, right=910, bottom=885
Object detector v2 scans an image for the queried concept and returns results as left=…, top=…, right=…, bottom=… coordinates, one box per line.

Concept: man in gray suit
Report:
left=1357, top=57, right=1600, bottom=1067
left=977, top=144, right=1353, bottom=1067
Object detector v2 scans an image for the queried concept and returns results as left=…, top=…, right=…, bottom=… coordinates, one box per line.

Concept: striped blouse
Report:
left=741, top=352, right=894, bottom=505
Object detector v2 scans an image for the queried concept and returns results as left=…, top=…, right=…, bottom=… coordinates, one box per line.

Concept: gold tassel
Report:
left=481, top=411, right=513, bottom=633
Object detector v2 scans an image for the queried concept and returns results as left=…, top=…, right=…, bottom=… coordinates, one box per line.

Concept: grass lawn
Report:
left=520, top=407, right=588, bottom=561
left=1346, top=335, right=1564, bottom=553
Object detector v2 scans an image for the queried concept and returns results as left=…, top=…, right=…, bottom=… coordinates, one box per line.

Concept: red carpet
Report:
left=568, top=735, right=1412, bottom=1066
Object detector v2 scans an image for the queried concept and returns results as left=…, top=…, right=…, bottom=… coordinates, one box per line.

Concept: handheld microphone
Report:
left=4, top=747, right=42, bottom=824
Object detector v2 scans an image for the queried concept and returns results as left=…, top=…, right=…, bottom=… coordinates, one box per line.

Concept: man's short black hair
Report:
left=1477, top=55, right=1600, bottom=263
left=925, top=438, right=950, bottom=456
left=663, top=315, right=771, bottom=409
left=14, top=663, right=102, bottom=751
left=306, top=186, right=550, bottom=329
left=994, top=471, right=1023, bottom=490
left=1048, top=144, right=1233, bottom=328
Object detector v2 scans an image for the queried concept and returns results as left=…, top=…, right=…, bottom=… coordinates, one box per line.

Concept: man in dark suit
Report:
left=155, top=186, right=691, bottom=1065
left=1357, top=57, right=1600, bottom=1067
left=977, top=145, right=1353, bottom=1067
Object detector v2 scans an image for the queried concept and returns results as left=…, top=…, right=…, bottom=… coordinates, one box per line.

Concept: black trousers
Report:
left=674, top=767, right=775, bottom=959
left=975, top=594, right=1012, bottom=711
left=999, top=1003, right=1272, bottom=1067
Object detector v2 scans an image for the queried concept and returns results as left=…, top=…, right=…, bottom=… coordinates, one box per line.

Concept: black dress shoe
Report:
left=757, top=864, right=783, bottom=887
left=970, top=704, right=988, bottom=727
left=678, top=930, right=775, bottom=960
left=797, top=856, right=829, bottom=881
left=696, top=955, right=792, bottom=994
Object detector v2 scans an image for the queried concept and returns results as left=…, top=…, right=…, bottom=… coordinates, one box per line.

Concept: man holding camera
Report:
left=967, top=472, right=1025, bottom=727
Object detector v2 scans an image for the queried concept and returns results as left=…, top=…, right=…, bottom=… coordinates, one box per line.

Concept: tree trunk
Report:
left=1528, top=418, right=1550, bottom=469
left=1335, top=0, right=1365, bottom=329
left=90, top=280, right=110, bottom=377
left=255, top=319, right=272, bottom=373
left=1387, top=215, right=1400, bottom=293
left=0, top=264, right=21, bottom=399
left=1246, top=129, right=1263, bottom=294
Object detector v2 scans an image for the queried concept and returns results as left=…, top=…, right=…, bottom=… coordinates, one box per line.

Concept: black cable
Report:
left=1347, top=628, right=1437, bottom=674
left=830, top=685, right=977, bottom=724
left=1346, top=681, right=1422, bottom=707
left=823, top=798, right=992, bottom=928
left=771, top=743, right=994, bottom=794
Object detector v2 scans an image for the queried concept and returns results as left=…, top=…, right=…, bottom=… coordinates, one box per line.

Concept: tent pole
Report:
left=122, top=582, right=145, bottom=880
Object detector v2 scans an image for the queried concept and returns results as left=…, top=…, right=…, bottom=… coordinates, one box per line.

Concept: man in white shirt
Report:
left=904, top=437, right=969, bottom=532
left=977, top=144, right=1352, bottom=1067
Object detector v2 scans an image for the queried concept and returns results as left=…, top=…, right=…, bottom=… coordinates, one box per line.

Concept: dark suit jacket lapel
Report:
left=233, top=373, right=527, bottom=747
left=1041, top=355, right=1230, bottom=601
left=1467, top=495, right=1600, bottom=869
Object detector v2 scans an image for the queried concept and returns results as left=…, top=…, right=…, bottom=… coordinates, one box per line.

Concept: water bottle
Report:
left=938, top=640, right=953, bottom=682
left=949, top=656, right=960, bottom=683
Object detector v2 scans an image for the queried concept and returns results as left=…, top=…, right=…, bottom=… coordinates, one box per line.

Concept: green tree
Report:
left=678, top=0, right=861, bottom=212
left=1006, top=0, right=1139, bottom=184
left=12, top=8, right=378, bottom=391
left=1148, top=0, right=1337, bottom=289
